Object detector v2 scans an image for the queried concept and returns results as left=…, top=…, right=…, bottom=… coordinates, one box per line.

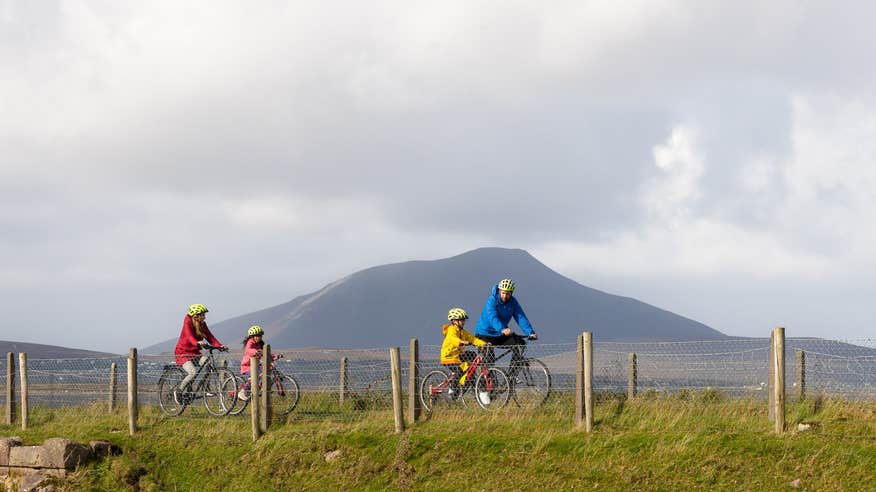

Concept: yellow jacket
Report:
left=440, top=323, right=487, bottom=364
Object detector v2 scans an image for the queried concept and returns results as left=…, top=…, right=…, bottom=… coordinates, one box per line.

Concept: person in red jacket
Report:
left=174, top=304, right=227, bottom=393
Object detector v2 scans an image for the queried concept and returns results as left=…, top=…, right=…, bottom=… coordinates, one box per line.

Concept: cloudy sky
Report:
left=2, top=1, right=874, bottom=353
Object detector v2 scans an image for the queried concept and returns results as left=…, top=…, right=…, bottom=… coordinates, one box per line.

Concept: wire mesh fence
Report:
left=2, top=336, right=876, bottom=430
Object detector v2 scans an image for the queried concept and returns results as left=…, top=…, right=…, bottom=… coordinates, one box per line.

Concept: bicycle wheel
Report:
left=219, top=369, right=240, bottom=415
left=158, top=366, right=186, bottom=417
left=203, top=366, right=231, bottom=416
left=272, top=371, right=301, bottom=415
left=474, top=367, right=511, bottom=411
left=227, top=374, right=250, bottom=416
left=511, top=358, right=551, bottom=408
left=419, top=370, right=456, bottom=412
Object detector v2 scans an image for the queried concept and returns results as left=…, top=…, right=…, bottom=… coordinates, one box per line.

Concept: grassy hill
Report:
left=3, top=396, right=875, bottom=490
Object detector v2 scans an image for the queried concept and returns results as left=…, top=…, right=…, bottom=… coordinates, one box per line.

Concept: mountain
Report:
left=144, top=248, right=725, bottom=353
left=0, top=341, right=119, bottom=359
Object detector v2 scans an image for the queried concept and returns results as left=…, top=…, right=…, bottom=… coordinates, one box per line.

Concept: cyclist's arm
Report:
left=512, top=299, right=535, bottom=337
left=202, top=324, right=224, bottom=349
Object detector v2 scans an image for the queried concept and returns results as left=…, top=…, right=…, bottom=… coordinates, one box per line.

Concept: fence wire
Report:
left=1, top=337, right=876, bottom=428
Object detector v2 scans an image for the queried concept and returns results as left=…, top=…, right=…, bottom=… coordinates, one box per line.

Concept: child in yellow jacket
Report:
left=441, top=308, right=487, bottom=395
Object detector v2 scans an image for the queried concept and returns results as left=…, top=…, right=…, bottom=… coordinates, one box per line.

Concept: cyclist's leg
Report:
left=443, top=363, right=461, bottom=389
left=239, top=370, right=252, bottom=399
left=180, top=360, right=198, bottom=390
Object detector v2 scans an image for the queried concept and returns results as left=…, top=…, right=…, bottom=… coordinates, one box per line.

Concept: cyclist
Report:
left=474, top=278, right=538, bottom=368
left=174, top=304, right=228, bottom=395
left=238, top=324, right=269, bottom=400
left=441, top=308, right=488, bottom=397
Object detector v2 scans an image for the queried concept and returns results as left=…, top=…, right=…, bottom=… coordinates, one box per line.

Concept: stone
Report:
left=41, top=438, right=91, bottom=470
left=17, top=469, right=62, bottom=492
left=797, top=423, right=812, bottom=432
left=790, top=478, right=801, bottom=487
left=324, top=449, right=343, bottom=462
left=89, top=440, right=119, bottom=459
left=0, top=437, right=23, bottom=466
left=9, top=446, right=43, bottom=468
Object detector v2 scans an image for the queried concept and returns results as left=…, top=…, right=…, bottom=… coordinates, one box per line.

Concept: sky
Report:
left=2, top=1, right=875, bottom=353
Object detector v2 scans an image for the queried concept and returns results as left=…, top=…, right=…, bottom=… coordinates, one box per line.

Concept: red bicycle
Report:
left=419, top=348, right=511, bottom=412
left=226, top=354, right=300, bottom=416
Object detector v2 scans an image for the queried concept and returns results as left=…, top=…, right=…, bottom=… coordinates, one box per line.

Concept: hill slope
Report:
left=0, top=340, right=119, bottom=358
left=144, top=248, right=724, bottom=353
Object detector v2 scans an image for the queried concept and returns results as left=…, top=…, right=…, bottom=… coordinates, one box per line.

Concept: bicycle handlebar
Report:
left=198, top=342, right=228, bottom=352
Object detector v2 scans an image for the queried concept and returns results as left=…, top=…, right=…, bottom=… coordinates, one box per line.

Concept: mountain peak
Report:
left=144, top=248, right=724, bottom=353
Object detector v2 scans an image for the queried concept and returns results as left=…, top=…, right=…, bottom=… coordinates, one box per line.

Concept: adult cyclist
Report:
left=174, top=304, right=228, bottom=396
left=474, top=278, right=537, bottom=369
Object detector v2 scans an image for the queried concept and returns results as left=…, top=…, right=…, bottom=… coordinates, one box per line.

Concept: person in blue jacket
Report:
left=474, top=278, right=538, bottom=365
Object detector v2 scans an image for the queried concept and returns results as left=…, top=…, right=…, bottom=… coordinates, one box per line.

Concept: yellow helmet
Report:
left=498, top=278, right=516, bottom=292
left=447, top=308, right=469, bottom=321
left=187, top=304, right=209, bottom=316
left=247, top=325, right=264, bottom=337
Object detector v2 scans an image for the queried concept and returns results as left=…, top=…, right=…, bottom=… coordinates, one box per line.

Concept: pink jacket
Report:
left=240, top=338, right=264, bottom=374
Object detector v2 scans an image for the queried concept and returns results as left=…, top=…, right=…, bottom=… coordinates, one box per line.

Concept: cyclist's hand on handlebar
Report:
left=528, top=333, right=538, bottom=340
left=220, top=345, right=229, bottom=352
left=459, top=340, right=470, bottom=346
left=501, top=327, right=512, bottom=336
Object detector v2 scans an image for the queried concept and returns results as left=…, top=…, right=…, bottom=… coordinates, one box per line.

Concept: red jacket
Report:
left=174, top=315, right=222, bottom=366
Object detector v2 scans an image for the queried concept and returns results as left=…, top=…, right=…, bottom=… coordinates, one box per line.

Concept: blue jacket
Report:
left=475, top=284, right=534, bottom=338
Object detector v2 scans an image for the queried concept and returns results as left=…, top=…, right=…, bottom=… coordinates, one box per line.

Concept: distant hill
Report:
left=144, top=248, right=725, bottom=353
left=0, top=341, right=119, bottom=359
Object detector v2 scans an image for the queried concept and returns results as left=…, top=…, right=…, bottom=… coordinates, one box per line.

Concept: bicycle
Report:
left=226, top=354, right=300, bottom=416
left=157, top=344, right=237, bottom=417
left=491, top=334, right=552, bottom=409
left=419, top=346, right=511, bottom=412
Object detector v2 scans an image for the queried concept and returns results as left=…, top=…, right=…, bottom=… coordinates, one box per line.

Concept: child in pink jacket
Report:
left=239, top=325, right=266, bottom=400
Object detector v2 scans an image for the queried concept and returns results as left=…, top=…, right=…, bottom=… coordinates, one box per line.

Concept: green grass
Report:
left=2, top=394, right=876, bottom=491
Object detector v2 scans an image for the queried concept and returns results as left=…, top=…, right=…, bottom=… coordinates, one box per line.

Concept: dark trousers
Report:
left=478, top=334, right=526, bottom=365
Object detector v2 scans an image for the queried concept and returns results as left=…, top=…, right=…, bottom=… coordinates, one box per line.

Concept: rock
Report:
left=324, top=449, right=343, bottom=462
left=20, top=469, right=62, bottom=492
left=89, top=440, right=120, bottom=459
left=797, top=423, right=812, bottom=432
left=0, top=437, right=23, bottom=466
left=790, top=478, right=801, bottom=487
left=8, top=439, right=90, bottom=471
left=41, top=438, right=91, bottom=470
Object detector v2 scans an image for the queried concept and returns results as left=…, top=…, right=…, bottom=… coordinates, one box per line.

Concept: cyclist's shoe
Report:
left=478, top=391, right=492, bottom=405
left=238, top=390, right=249, bottom=401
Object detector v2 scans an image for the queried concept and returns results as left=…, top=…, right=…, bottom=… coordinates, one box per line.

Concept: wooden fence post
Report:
left=339, top=357, right=348, bottom=405
left=627, top=353, right=637, bottom=400
left=5, top=353, right=13, bottom=425
left=796, top=350, right=806, bottom=401
left=575, top=334, right=584, bottom=429
left=408, top=338, right=420, bottom=424
left=261, top=344, right=271, bottom=433
left=251, top=356, right=261, bottom=441
left=390, top=347, right=404, bottom=433
left=584, top=332, right=593, bottom=433
left=768, top=331, right=775, bottom=422
left=127, top=348, right=138, bottom=435
left=108, top=362, right=117, bottom=412
left=19, top=353, right=28, bottom=431
left=773, top=327, right=785, bottom=434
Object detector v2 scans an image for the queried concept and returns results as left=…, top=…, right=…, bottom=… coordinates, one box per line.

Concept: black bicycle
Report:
left=157, top=344, right=237, bottom=417
left=490, top=334, right=551, bottom=408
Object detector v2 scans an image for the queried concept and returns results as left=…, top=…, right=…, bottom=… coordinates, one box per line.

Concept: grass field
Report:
left=2, top=394, right=875, bottom=491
